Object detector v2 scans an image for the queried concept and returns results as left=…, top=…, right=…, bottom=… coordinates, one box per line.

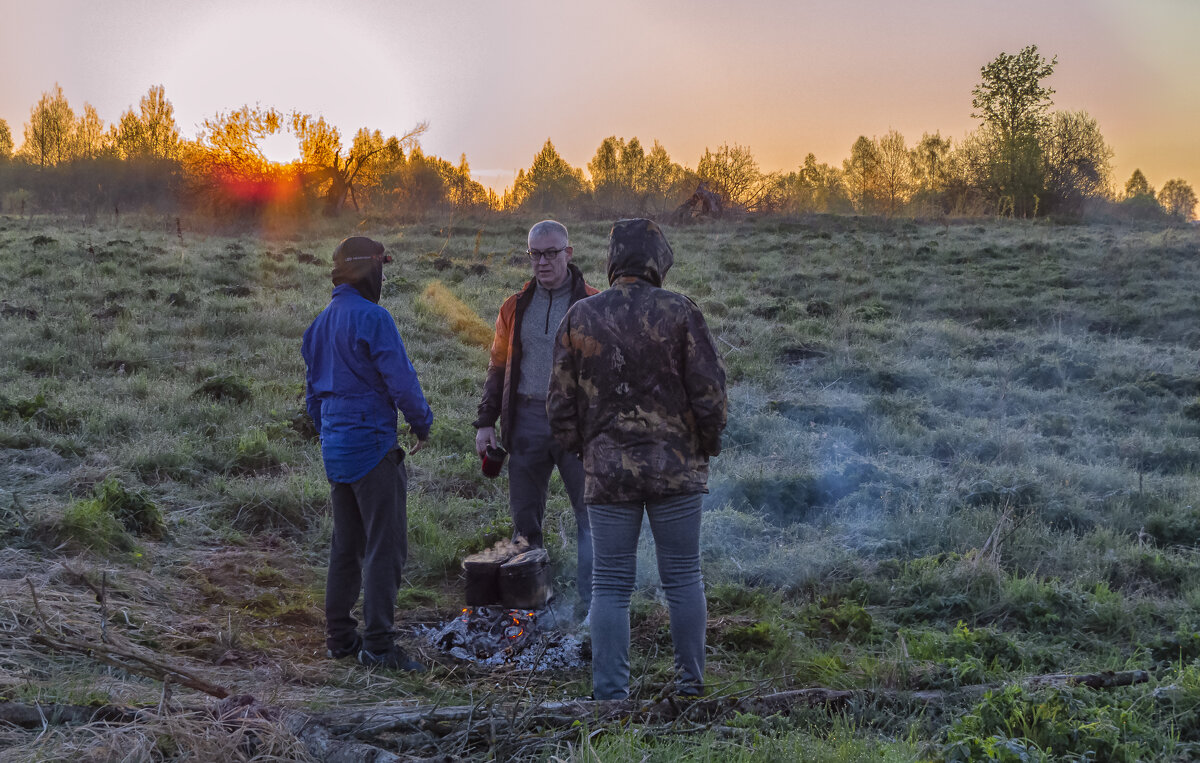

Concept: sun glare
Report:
left=258, top=132, right=300, bottom=165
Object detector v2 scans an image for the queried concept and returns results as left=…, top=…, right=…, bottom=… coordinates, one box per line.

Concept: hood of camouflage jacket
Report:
left=606, top=218, right=674, bottom=287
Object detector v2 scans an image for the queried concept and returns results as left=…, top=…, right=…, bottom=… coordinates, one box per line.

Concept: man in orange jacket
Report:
left=473, top=220, right=599, bottom=617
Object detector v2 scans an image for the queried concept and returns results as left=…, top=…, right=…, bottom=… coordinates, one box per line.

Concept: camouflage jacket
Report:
left=547, top=219, right=727, bottom=504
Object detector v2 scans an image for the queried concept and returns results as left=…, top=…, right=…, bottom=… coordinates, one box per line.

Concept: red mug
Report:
left=481, top=445, right=508, bottom=478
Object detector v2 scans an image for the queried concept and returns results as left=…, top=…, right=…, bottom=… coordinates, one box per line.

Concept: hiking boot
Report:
left=358, top=646, right=426, bottom=673
left=326, top=633, right=362, bottom=660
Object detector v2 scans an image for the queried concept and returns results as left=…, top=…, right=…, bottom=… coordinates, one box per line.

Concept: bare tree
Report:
left=1159, top=179, right=1197, bottom=221
left=1040, top=110, right=1113, bottom=215
left=291, top=112, right=426, bottom=215
left=697, top=143, right=774, bottom=211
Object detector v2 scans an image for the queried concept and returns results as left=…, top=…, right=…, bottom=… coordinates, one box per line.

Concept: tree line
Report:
left=0, top=46, right=1194, bottom=222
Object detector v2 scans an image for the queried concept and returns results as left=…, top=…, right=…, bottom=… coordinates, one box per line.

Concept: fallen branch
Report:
left=3, top=653, right=1151, bottom=762
left=23, top=576, right=231, bottom=699
left=0, top=701, right=143, bottom=729
left=29, top=630, right=231, bottom=699
left=909, top=669, right=1150, bottom=703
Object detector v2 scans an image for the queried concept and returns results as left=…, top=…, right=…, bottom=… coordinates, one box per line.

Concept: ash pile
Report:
left=417, top=539, right=586, bottom=671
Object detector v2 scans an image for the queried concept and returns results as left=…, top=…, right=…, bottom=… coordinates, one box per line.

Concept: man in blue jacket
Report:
left=302, top=236, right=433, bottom=672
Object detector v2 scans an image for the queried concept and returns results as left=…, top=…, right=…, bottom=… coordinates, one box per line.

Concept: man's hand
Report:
left=409, top=438, right=428, bottom=455
left=475, top=426, right=497, bottom=457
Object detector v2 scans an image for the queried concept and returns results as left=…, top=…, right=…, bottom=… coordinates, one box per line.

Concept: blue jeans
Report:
left=589, top=493, right=706, bottom=700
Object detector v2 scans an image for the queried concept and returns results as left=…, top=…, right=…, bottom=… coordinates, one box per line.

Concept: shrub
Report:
left=229, top=428, right=287, bottom=474
left=719, top=620, right=788, bottom=652
left=57, top=501, right=133, bottom=554
left=215, top=472, right=328, bottom=534
left=0, top=392, right=79, bottom=432
left=944, top=684, right=1149, bottom=762
left=90, top=476, right=166, bottom=539
left=795, top=599, right=875, bottom=642
left=193, top=375, right=253, bottom=404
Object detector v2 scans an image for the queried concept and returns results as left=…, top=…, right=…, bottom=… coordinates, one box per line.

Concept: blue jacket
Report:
left=302, top=284, right=433, bottom=483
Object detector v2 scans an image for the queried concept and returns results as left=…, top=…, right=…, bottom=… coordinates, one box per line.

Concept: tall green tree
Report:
left=445, top=153, right=493, bottom=210
left=802, top=153, right=850, bottom=213
left=20, top=84, right=75, bottom=167
left=971, top=45, right=1057, bottom=216
left=1124, top=169, right=1153, bottom=200
left=72, top=103, right=109, bottom=160
left=587, top=136, right=653, bottom=214
left=0, top=119, right=12, bottom=161
left=911, top=132, right=952, bottom=203
left=774, top=153, right=848, bottom=215
left=1159, top=179, right=1197, bottom=221
left=843, top=135, right=882, bottom=213
left=876, top=130, right=913, bottom=215
left=114, top=85, right=181, bottom=160
left=510, top=139, right=585, bottom=213
left=640, top=141, right=692, bottom=215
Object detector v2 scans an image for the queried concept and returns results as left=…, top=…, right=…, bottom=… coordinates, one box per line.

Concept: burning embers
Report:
left=415, top=539, right=585, bottom=670
left=419, top=606, right=585, bottom=671
left=433, top=607, right=538, bottom=659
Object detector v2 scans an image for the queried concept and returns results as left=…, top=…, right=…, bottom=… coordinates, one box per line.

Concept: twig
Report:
left=24, top=577, right=47, bottom=627
left=22, top=578, right=232, bottom=699
left=716, top=335, right=743, bottom=354
left=31, top=630, right=232, bottom=698
left=100, top=570, right=108, bottom=644
left=159, top=676, right=173, bottom=715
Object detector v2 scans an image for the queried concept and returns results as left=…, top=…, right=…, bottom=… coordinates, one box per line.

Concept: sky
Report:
left=1, top=0, right=1197, bottom=194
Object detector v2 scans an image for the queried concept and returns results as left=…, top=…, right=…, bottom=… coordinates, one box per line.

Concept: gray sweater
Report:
left=517, top=280, right=574, bottom=399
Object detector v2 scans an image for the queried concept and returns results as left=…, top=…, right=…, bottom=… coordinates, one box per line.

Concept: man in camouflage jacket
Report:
left=547, top=218, right=727, bottom=700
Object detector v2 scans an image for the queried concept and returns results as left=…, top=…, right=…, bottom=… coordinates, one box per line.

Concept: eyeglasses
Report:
left=527, top=247, right=567, bottom=262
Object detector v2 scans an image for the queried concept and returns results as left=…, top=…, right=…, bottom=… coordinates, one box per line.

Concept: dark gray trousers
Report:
left=509, top=396, right=592, bottom=609
left=325, top=448, right=408, bottom=654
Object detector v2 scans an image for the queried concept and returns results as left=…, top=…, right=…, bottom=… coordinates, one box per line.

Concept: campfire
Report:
left=418, top=605, right=586, bottom=671
left=415, top=540, right=587, bottom=670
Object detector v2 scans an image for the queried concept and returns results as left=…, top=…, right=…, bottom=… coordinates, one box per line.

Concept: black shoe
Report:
left=358, top=646, right=427, bottom=673
left=326, top=633, right=362, bottom=660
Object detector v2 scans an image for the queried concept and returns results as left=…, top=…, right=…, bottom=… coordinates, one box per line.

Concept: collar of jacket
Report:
left=516, top=262, right=588, bottom=306
left=331, top=282, right=370, bottom=300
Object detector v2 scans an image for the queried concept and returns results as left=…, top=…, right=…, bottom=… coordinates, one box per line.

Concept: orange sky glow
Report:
left=1, top=0, right=1197, bottom=195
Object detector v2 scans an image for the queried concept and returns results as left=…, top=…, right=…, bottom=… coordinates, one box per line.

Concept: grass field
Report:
left=3, top=212, right=1200, bottom=760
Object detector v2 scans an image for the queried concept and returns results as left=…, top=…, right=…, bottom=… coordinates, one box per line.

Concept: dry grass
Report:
left=4, top=215, right=1200, bottom=759
left=0, top=708, right=315, bottom=762
left=420, top=279, right=494, bottom=349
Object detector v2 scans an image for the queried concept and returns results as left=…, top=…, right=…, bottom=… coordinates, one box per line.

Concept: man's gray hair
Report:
left=528, top=219, right=569, bottom=244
